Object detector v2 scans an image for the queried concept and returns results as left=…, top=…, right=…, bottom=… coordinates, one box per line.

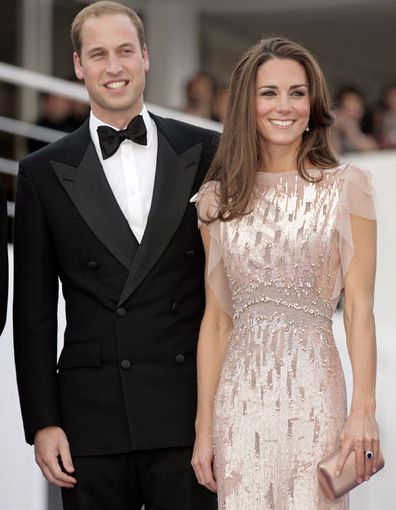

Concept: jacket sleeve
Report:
left=13, top=159, right=61, bottom=444
left=0, top=177, right=8, bottom=335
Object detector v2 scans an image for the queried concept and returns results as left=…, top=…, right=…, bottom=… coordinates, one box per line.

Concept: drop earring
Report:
left=305, top=125, right=310, bottom=132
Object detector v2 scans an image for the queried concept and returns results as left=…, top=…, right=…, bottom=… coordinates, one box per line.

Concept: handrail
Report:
left=0, top=62, right=88, bottom=102
left=0, top=157, right=18, bottom=177
left=0, top=116, right=65, bottom=144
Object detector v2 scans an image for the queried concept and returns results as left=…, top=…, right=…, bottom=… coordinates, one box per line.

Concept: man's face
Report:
left=73, top=13, right=149, bottom=127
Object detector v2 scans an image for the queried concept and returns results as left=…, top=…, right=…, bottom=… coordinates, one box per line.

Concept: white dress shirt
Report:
left=90, top=106, right=158, bottom=243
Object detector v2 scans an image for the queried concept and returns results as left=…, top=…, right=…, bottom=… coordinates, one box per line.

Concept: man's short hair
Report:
left=71, top=1, right=145, bottom=56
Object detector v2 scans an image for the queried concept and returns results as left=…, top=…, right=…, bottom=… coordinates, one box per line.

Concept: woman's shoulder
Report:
left=322, top=163, right=373, bottom=189
left=326, top=163, right=376, bottom=218
left=190, top=180, right=221, bottom=222
left=324, top=162, right=369, bottom=177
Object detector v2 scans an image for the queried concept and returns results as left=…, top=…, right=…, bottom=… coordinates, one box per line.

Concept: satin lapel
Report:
left=118, top=131, right=203, bottom=305
left=51, top=142, right=138, bottom=270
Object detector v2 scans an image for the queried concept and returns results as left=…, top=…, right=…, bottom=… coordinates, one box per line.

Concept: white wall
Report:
left=0, top=151, right=394, bottom=509
left=336, top=150, right=395, bottom=508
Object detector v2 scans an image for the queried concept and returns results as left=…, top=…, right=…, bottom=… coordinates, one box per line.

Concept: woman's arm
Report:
left=336, top=214, right=379, bottom=483
left=191, top=225, right=232, bottom=492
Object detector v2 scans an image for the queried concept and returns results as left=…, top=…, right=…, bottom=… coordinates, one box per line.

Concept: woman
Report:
left=191, top=37, right=379, bottom=509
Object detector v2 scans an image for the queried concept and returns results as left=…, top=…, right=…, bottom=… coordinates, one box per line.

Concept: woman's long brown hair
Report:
left=204, top=36, right=338, bottom=223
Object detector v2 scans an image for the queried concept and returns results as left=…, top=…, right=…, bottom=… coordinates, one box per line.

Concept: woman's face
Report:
left=255, top=58, right=310, bottom=154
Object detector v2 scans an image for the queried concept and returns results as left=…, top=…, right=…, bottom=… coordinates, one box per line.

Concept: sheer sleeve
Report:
left=191, top=182, right=233, bottom=318
left=332, top=164, right=377, bottom=300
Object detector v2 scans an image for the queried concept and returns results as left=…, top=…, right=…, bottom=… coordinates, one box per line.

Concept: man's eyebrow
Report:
left=86, top=46, right=105, bottom=55
left=87, top=43, right=136, bottom=54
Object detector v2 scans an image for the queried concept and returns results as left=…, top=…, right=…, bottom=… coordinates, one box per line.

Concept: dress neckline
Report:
left=256, top=165, right=345, bottom=183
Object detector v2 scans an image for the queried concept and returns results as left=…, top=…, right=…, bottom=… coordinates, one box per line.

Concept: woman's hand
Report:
left=191, top=429, right=217, bottom=492
left=336, top=412, right=380, bottom=483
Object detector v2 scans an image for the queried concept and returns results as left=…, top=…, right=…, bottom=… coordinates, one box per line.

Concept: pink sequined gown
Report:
left=193, top=164, right=376, bottom=509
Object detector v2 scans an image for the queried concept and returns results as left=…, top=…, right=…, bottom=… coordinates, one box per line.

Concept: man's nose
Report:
left=106, top=54, right=123, bottom=74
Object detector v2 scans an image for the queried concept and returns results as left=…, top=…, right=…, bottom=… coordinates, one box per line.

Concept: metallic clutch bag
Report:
left=318, top=449, right=385, bottom=500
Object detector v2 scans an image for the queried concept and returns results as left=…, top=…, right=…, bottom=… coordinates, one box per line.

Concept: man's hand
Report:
left=34, top=426, right=77, bottom=489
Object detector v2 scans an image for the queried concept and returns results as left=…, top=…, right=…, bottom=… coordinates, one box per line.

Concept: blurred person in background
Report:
left=0, top=176, right=7, bottom=336
left=13, top=1, right=218, bottom=509
left=68, top=97, right=90, bottom=131
left=66, top=74, right=90, bottom=131
left=191, top=36, right=379, bottom=509
left=373, top=84, right=396, bottom=149
left=183, top=71, right=216, bottom=119
left=333, top=86, right=378, bottom=154
left=27, top=92, right=75, bottom=153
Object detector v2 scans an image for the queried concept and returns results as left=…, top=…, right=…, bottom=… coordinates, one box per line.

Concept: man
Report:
left=13, top=2, right=218, bottom=509
left=0, top=176, right=7, bottom=335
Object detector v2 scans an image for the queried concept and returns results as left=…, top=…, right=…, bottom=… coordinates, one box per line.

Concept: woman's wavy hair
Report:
left=205, top=36, right=338, bottom=222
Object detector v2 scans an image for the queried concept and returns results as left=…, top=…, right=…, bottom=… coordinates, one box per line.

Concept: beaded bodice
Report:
left=222, top=170, right=340, bottom=323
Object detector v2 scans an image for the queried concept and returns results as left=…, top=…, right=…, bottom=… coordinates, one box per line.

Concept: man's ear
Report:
left=73, top=51, right=84, bottom=81
left=143, top=45, right=150, bottom=73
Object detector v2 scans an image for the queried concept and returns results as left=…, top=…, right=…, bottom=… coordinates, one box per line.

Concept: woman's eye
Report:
left=292, top=90, right=306, bottom=97
left=261, top=90, right=276, bottom=97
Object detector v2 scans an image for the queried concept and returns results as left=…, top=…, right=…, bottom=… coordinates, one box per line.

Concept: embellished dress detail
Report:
left=192, top=164, right=376, bottom=510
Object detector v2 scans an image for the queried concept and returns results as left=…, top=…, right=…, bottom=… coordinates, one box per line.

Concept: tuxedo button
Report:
left=88, top=261, right=99, bottom=270
left=171, top=302, right=179, bottom=313
left=120, top=359, right=131, bottom=370
left=184, top=250, right=195, bottom=258
left=175, top=354, right=185, bottom=364
left=116, top=307, right=126, bottom=317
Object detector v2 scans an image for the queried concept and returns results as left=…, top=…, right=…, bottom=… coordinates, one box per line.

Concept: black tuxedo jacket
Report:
left=0, top=177, right=8, bottom=335
left=13, top=114, right=219, bottom=456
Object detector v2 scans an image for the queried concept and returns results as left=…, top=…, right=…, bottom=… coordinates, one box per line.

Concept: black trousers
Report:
left=61, top=446, right=217, bottom=510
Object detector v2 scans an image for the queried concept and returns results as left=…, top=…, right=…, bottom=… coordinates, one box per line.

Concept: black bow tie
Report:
left=97, top=115, right=147, bottom=160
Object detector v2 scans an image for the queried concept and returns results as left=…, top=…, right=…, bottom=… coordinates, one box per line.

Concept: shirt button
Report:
left=120, top=359, right=132, bottom=370
left=184, top=250, right=195, bottom=258
left=116, top=307, right=126, bottom=317
left=171, top=302, right=179, bottom=313
left=88, top=261, right=99, bottom=270
left=175, top=354, right=185, bottom=364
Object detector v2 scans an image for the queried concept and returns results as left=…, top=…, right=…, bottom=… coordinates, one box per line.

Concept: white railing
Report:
left=0, top=62, right=88, bottom=101
left=0, top=116, right=65, bottom=147
left=0, top=157, right=18, bottom=177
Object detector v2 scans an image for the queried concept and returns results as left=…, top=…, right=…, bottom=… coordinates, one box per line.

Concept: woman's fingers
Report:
left=371, top=438, right=380, bottom=473
left=363, top=439, right=374, bottom=481
left=191, top=453, right=217, bottom=492
left=335, top=442, right=352, bottom=477
left=201, top=460, right=217, bottom=492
